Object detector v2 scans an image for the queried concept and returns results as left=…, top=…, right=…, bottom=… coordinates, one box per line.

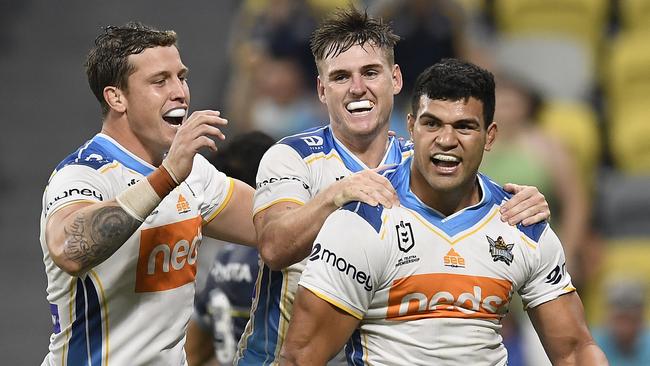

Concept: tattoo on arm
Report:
left=63, top=206, right=141, bottom=270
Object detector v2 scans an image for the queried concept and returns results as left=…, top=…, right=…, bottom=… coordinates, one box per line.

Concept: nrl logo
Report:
left=395, top=221, right=415, bottom=253
left=487, top=235, right=514, bottom=265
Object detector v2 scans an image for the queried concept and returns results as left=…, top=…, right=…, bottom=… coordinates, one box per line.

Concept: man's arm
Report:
left=185, top=319, right=218, bottom=366
left=45, top=201, right=141, bottom=276
left=45, top=110, right=228, bottom=276
left=528, top=292, right=608, bottom=365
left=279, top=286, right=360, bottom=366
left=255, top=169, right=397, bottom=270
left=203, top=178, right=256, bottom=246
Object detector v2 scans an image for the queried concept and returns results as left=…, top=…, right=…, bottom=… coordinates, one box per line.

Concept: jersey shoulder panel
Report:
left=340, top=201, right=385, bottom=234
left=55, top=139, right=114, bottom=172
left=479, top=173, right=548, bottom=242
left=277, top=126, right=333, bottom=159
left=54, top=134, right=154, bottom=176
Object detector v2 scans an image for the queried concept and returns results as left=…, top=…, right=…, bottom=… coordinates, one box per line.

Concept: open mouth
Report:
left=346, top=100, right=374, bottom=114
left=431, top=153, right=461, bottom=169
left=163, top=108, right=186, bottom=126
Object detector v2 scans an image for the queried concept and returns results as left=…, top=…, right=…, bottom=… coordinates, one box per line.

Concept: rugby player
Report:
left=280, top=59, right=608, bottom=366
left=39, top=23, right=256, bottom=365
left=235, top=8, right=552, bottom=365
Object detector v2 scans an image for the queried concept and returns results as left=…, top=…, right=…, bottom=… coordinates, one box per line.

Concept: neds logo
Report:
left=135, top=216, right=202, bottom=292
left=310, top=243, right=372, bottom=291
left=386, top=273, right=512, bottom=320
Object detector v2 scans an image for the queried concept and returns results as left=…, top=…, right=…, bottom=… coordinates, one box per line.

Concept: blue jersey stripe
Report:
left=238, top=266, right=283, bottom=365
left=68, top=279, right=89, bottom=365
left=84, top=276, right=103, bottom=366
left=67, top=277, right=104, bottom=366
left=346, top=329, right=364, bottom=365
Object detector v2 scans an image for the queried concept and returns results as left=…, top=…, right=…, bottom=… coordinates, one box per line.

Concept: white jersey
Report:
left=236, top=125, right=412, bottom=365
left=299, top=157, right=575, bottom=366
left=40, top=134, right=233, bottom=366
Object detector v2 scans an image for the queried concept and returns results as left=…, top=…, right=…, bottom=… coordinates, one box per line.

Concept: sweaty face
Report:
left=121, top=46, right=189, bottom=158
left=316, top=44, right=402, bottom=143
left=408, top=96, right=496, bottom=204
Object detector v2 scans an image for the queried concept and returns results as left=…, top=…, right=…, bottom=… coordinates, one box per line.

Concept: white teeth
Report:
left=433, top=154, right=460, bottom=162
left=346, top=100, right=373, bottom=111
left=164, top=108, right=186, bottom=118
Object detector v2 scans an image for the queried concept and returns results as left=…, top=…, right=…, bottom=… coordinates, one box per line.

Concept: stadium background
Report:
left=1, top=0, right=649, bottom=364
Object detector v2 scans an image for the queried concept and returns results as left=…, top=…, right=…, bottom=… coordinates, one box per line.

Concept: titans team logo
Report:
left=487, top=235, right=514, bottom=265
left=395, top=221, right=415, bottom=253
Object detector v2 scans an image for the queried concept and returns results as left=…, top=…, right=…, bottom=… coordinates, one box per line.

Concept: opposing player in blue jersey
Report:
left=39, top=23, right=256, bottom=365
left=235, top=8, right=552, bottom=365
left=281, top=59, right=608, bottom=365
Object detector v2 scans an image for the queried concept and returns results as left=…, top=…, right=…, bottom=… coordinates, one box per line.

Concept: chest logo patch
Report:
left=487, top=235, right=514, bottom=265
left=444, top=248, right=466, bottom=268
left=395, top=221, right=415, bottom=253
left=176, top=194, right=191, bottom=214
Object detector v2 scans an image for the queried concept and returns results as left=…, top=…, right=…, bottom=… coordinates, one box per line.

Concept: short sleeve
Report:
left=519, top=226, right=576, bottom=309
left=298, top=210, right=387, bottom=319
left=253, top=144, right=312, bottom=214
left=195, top=155, right=234, bottom=223
left=44, top=165, right=112, bottom=218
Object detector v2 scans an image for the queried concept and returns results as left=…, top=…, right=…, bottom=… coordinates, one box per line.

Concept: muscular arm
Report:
left=185, top=319, right=218, bottom=366
left=279, top=286, right=360, bottom=366
left=528, top=292, right=608, bottom=365
left=45, top=201, right=141, bottom=276
left=255, top=169, right=397, bottom=270
left=203, top=178, right=256, bottom=247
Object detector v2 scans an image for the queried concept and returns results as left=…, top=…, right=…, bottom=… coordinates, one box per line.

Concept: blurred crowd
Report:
left=196, top=0, right=650, bottom=365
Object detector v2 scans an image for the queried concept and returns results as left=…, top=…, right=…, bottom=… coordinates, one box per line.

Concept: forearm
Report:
left=551, top=340, right=608, bottom=366
left=258, top=192, right=338, bottom=270
left=279, top=345, right=327, bottom=366
left=52, top=202, right=140, bottom=276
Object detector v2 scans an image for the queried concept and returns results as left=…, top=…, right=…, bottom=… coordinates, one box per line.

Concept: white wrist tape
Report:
left=116, top=178, right=161, bottom=222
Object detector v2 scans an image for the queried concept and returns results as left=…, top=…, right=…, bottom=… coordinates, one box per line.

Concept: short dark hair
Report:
left=85, top=22, right=177, bottom=116
left=411, top=58, right=496, bottom=127
left=208, top=131, right=276, bottom=188
left=309, top=7, right=399, bottom=69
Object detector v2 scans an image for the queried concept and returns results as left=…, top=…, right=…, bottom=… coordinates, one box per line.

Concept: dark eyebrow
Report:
left=418, top=111, right=480, bottom=125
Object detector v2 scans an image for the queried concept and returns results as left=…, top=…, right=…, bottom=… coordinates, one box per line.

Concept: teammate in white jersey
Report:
left=236, top=8, right=552, bottom=366
left=39, top=23, right=256, bottom=365
left=281, top=59, right=608, bottom=365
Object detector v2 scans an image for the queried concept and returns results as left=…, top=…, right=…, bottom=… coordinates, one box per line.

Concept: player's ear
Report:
left=484, top=121, right=497, bottom=151
left=104, top=86, right=126, bottom=113
left=316, top=75, right=326, bottom=104
left=407, top=113, right=416, bottom=141
left=392, top=64, right=403, bottom=95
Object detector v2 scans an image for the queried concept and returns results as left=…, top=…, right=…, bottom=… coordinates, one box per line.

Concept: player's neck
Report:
left=333, top=128, right=389, bottom=169
left=101, top=118, right=164, bottom=167
left=410, top=169, right=481, bottom=216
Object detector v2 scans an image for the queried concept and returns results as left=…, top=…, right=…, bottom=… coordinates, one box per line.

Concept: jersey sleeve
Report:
left=195, top=155, right=235, bottom=223
left=253, top=144, right=312, bottom=215
left=298, top=209, right=387, bottom=319
left=44, top=165, right=112, bottom=218
left=518, top=226, right=576, bottom=309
